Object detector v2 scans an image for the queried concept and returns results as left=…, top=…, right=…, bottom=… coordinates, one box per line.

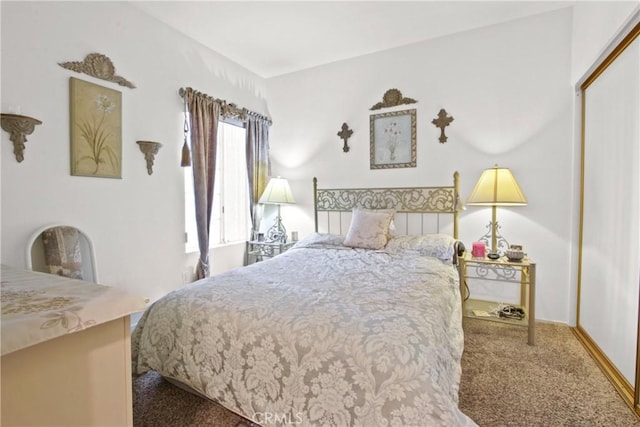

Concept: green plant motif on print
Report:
left=76, top=93, right=120, bottom=175
left=70, top=77, right=121, bottom=178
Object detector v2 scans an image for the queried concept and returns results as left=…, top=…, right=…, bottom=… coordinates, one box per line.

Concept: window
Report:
left=184, top=121, right=251, bottom=252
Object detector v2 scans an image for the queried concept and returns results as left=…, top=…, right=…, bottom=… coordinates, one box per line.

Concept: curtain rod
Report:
left=179, top=87, right=272, bottom=125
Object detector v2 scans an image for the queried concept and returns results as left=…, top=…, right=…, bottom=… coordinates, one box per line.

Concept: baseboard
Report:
left=571, top=326, right=639, bottom=420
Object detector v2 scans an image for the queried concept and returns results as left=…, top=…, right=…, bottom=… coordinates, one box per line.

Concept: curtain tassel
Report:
left=181, top=137, right=191, bottom=167
left=181, top=95, right=191, bottom=167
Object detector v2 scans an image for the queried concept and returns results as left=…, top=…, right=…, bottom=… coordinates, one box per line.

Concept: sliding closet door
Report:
left=578, top=25, right=639, bottom=410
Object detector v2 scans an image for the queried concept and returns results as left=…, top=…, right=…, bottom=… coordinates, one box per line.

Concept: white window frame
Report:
left=184, top=120, right=251, bottom=253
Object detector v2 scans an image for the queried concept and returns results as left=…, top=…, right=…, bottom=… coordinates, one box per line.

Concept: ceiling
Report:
left=132, top=1, right=575, bottom=78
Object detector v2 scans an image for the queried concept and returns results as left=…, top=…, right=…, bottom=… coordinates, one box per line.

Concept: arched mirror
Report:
left=26, top=225, right=98, bottom=283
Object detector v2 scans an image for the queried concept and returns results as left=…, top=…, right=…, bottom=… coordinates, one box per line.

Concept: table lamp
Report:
left=258, top=177, right=296, bottom=242
left=466, top=165, right=527, bottom=259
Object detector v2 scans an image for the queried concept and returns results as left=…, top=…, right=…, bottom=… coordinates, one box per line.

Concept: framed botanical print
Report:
left=369, top=109, right=416, bottom=169
left=70, top=77, right=122, bottom=178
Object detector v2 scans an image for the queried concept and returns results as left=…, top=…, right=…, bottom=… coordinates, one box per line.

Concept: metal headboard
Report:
left=313, top=172, right=461, bottom=239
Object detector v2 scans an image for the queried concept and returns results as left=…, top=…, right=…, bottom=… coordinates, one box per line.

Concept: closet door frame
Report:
left=575, top=16, right=640, bottom=416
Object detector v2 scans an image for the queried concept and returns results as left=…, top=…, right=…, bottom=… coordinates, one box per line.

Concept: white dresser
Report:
left=1, top=265, right=146, bottom=426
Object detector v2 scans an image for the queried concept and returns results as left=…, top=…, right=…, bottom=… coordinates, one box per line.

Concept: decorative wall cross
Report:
left=337, top=123, right=353, bottom=152
left=431, top=109, right=454, bottom=143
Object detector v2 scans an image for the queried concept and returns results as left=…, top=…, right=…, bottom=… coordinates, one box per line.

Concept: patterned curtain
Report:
left=185, top=89, right=220, bottom=279
left=246, top=116, right=271, bottom=236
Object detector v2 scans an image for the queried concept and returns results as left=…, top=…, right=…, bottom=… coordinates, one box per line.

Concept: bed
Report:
left=131, top=173, right=476, bottom=426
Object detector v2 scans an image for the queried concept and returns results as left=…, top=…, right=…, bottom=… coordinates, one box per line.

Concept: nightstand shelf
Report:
left=246, top=240, right=295, bottom=264
left=463, top=298, right=530, bottom=326
left=459, top=252, right=536, bottom=345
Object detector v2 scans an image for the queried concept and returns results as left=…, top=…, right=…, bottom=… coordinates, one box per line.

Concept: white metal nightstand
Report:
left=246, top=240, right=295, bottom=265
left=459, top=252, right=536, bottom=345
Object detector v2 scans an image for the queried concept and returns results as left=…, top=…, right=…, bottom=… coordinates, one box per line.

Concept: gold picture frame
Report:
left=70, top=77, right=122, bottom=178
left=369, top=109, right=417, bottom=169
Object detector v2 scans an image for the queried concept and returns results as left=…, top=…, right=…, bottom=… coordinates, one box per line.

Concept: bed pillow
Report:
left=343, top=208, right=395, bottom=250
left=385, top=233, right=457, bottom=261
left=291, top=232, right=346, bottom=249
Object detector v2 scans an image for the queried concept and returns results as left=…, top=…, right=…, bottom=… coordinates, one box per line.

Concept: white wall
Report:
left=266, top=8, right=574, bottom=322
left=0, top=1, right=267, bottom=302
left=571, top=1, right=639, bottom=85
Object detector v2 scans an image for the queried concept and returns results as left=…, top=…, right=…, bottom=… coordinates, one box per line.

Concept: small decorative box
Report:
left=505, top=249, right=524, bottom=261
left=472, top=242, right=486, bottom=258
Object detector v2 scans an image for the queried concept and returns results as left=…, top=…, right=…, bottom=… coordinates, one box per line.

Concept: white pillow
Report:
left=343, top=208, right=395, bottom=250
left=385, top=234, right=457, bottom=261
left=291, top=232, right=346, bottom=249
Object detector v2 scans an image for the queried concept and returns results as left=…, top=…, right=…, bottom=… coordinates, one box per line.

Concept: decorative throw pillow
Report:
left=385, top=234, right=457, bottom=261
left=343, top=208, right=395, bottom=250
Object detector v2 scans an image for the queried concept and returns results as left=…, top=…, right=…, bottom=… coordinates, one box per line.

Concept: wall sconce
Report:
left=136, top=141, right=162, bottom=175
left=1, top=113, right=43, bottom=162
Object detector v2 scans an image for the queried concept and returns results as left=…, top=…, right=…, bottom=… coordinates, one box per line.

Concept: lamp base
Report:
left=487, top=252, right=500, bottom=260
left=265, top=215, right=287, bottom=243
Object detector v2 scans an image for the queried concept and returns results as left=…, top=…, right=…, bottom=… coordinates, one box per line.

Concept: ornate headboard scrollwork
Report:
left=314, top=172, right=461, bottom=238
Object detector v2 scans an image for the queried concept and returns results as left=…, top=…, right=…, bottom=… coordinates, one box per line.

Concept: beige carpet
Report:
left=133, top=372, right=251, bottom=427
left=459, top=318, right=638, bottom=426
left=133, top=319, right=639, bottom=426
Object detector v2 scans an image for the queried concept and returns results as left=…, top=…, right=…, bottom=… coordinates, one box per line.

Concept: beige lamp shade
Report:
left=259, top=177, right=296, bottom=205
left=466, top=166, right=527, bottom=206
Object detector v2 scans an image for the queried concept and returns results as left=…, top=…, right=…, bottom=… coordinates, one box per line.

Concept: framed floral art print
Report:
left=369, top=108, right=416, bottom=169
left=70, top=77, right=122, bottom=178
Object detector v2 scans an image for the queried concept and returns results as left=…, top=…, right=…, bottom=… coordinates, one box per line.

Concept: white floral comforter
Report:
left=132, top=238, right=476, bottom=426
